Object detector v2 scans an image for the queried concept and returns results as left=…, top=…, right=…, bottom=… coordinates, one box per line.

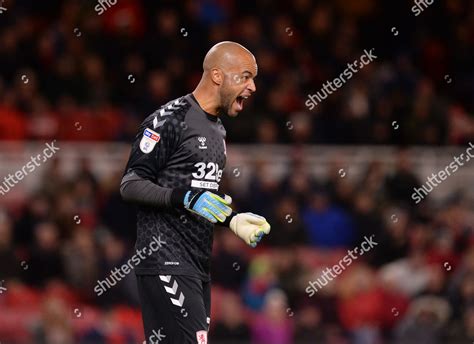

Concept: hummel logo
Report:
left=198, top=137, right=207, bottom=149
left=154, top=99, right=186, bottom=118
left=153, top=117, right=166, bottom=129
left=159, top=275, right=186, bottom=307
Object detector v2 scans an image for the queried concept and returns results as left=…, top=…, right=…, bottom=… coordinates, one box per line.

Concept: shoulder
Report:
left=142, top=96, right=192, bottom=130
left=215, top=117, right=227, bottom=138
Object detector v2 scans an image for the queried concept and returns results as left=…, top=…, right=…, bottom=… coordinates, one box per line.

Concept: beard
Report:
left=217, top=84, right=237, bottom=116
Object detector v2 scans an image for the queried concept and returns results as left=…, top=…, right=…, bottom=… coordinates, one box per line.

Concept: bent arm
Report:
left=120, top=171, right=185, bottom=208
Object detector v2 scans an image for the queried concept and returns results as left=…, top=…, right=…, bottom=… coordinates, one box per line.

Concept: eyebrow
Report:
left=242, top=71, right=256, bottom=77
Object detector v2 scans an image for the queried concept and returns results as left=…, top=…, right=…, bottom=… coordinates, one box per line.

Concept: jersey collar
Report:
left=187, top=93, right=218, bottom=122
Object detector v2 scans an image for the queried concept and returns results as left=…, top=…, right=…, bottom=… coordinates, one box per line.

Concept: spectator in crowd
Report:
left=28, top=221, right=64, bottom=287
left=0, top=211, right=20, bottom=280
left=251, top=289, right=293, bottom=344
left=394, top=296, right=451, bottom=344
left=32, top=296, right=74, bottom=344
left=211, top=230, right=249, bottom=292
left=211, top=292, right=251, bottom=344
left=303, top=188, right=355, bottom=248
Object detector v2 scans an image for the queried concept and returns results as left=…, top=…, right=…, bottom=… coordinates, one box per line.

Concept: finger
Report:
left=259, top=222, right=271, bottom=234
left=205, top=200, right=231, bottom=220
left=242, top=213, right=267, bottom=225
left=250, top=230, right=263, bottom=243
left=207, top=195, right=233, bottom=216
left=252, top=231, right=263, bottom=240
left=204, top=206, right=227, bottom=222
left=204, top=213, right=218, bottom=223
left=251, top=225, right=270, bottom=242
left=203, top=210, right=218, bottom=223
left=190, top=208, right=217, bottom=223
left=210, top=192, right=232, bottom=205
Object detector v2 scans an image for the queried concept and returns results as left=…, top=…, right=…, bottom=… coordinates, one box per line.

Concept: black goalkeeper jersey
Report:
left=123, top=94, right=227, bottom=280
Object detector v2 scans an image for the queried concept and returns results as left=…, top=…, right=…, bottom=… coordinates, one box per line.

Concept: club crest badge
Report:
left=196, top=330, right=207, bottom=344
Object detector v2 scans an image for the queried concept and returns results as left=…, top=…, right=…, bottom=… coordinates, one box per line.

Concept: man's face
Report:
left=217, top=54, right=257, bottom=117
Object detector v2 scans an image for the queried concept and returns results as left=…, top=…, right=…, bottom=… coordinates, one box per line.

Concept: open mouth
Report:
left=235, top=95, right=249, bottom=111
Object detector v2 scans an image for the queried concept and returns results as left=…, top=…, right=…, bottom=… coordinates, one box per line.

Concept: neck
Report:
left=192, top=81, right=219, bottom=116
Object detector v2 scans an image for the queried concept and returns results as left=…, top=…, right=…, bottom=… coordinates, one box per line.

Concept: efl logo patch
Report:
left=196, top=330, right=207, bottom=344
left=140, top=128, right=161, bottom=154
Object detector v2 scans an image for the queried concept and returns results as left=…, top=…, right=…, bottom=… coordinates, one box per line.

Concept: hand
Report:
left=229, top=212, right=271, bottom=247
left=184, top=190, right=233, bottom=223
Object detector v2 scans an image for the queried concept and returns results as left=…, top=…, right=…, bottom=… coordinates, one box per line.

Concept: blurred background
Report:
left=0, top=0, right=474, bottom=343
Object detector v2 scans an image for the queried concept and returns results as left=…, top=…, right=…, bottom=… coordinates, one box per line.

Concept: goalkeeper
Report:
left=120, top=41, right=270, bottom=344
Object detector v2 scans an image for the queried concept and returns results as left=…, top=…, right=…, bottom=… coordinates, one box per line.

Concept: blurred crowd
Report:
left=0, top=148, right=473, bottom=343
left=0, top=0, right=474, bottom=144
left=1, top=0, right=474, bottom=343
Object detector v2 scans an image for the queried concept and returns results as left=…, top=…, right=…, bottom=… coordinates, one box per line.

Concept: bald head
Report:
left=194, top=41, right=257, bottom=117
left=203, top=41, right=256, bottom=73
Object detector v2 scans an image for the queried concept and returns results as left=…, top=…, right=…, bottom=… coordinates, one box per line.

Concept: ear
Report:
left=210, top=68, right=223, bottom=85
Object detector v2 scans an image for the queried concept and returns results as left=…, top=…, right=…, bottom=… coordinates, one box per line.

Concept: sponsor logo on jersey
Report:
left=191, top=180, right=219, bottom=190
left=164, top=261, right=180, bottom=265
left=140, top=128, right=161, bottom=154
left=196, top=331, right=208, bottom=344
left=198, top=137, right=207, bottom=149
left=191, top=162, right=223, bottom=188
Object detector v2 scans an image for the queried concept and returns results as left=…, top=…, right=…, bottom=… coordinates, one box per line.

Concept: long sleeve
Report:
left=120, top=112, right=185, bottom=208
